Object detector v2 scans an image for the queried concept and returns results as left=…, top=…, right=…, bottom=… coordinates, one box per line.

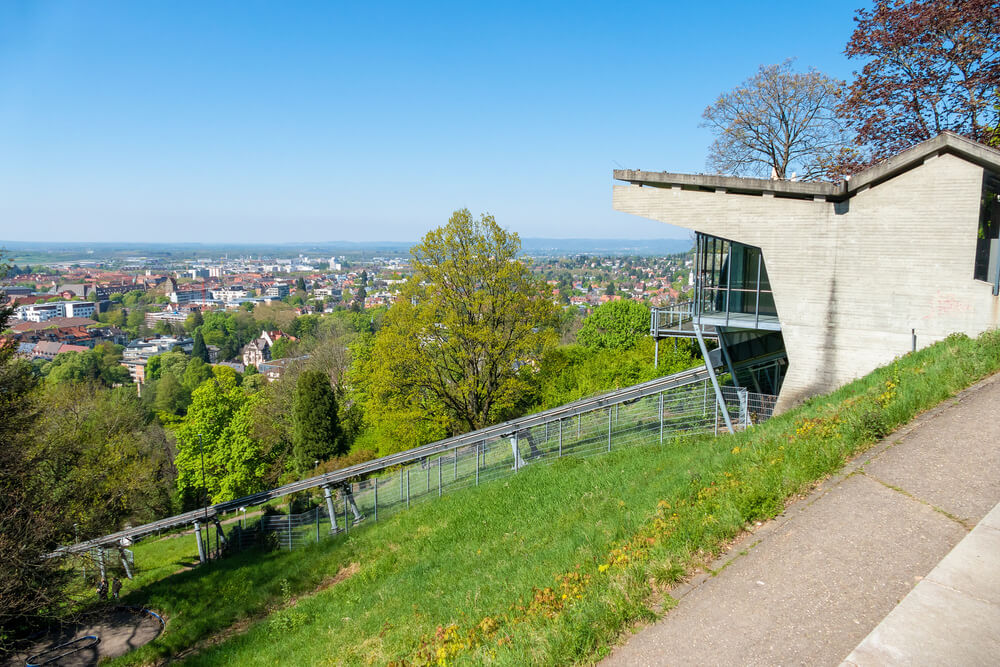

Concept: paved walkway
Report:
left=603, top=373, right=1000, bottom=666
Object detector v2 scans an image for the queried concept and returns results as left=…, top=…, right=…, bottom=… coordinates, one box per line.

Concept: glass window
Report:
left=974, top=171, right=1000, bottom=284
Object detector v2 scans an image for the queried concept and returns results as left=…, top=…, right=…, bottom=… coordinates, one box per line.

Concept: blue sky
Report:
left=0, top=1, right=867, bottom=243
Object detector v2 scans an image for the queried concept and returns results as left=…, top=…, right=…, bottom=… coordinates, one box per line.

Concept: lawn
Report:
left=107, top=330, right=1000, bottom=665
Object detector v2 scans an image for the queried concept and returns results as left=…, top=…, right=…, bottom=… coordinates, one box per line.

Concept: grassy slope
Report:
left=110, top=331, right=1000, bottom=665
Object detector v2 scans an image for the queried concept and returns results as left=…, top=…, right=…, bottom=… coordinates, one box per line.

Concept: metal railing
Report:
left=59, top=364, right=776, bottom=556
left=650, top=302, right=717, bottom=339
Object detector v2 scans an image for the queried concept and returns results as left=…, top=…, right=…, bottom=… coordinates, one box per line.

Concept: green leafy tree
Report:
left=577, top=300, right=651, bottom=350
left=99, top=308, right=126, bottom=328
left=184, top=309, right=204, bottom=333
left=0, top=295, right=68, bottom=642
left=146, top=354, right=163, bottom=382
left=121, top=291, right=141, bottom=307
left=292, top=370, right=344, bottom=473
left=181, top=357, right=214, bottom=392
left=125, top=307, right=150, bottom=337
left=42, top=344, right=130, bottom=386
left=174, top=369, right=269, bottom=504
left=529, top=338, right=697, bottom=409
left=351, top=210, right=557, bottom=452
left=192, top=329, right=209, bottom=363
left=153, top=372, right=190, bottom=415
left=270, top=336, right=296, bottom=359
left=30, top=383, right=176, bottom=537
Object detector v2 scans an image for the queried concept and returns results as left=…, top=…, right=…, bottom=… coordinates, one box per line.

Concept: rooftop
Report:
left=614, top=132, right=1000, bottom=202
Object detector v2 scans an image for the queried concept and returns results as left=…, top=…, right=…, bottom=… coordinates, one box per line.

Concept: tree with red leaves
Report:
left=841, top=0, right=1000, bottom=162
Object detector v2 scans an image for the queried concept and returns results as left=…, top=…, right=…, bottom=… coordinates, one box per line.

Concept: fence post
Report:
left=579, top=413, right=582, bottom=438
left=513, top=433, right=519, bottom=472
left=659, top=392, right=664, bottom=444
left=438, top=457, right=442, bottom=497
left=714, top=398, right=719, bottom=436
left=406, top=468, right=410, bottom=508
left=316, top=508, right=320, bottom=543
left=558, top=418, right=562, bottom=457
left=476, top=441, right=481, bottom=485
left=373, top=477, right=378, bottom=522
left=608, top=407, right=613, bottom=452
left=454, top=449, right=458, bottom=481
left=287, top=512, right=292, bottom=551
left=344, top=497, right=349, bottom=534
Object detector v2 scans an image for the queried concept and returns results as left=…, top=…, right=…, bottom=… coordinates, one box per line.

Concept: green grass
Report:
left=106, top=330, right=1000, bottom=665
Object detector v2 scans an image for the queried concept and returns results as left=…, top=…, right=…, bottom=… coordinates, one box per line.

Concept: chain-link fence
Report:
left=237, top=378, right=777, bottom=553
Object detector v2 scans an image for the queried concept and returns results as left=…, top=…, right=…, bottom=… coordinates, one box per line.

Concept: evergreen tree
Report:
left=292, top=370, right=343, bottom=472
left=184, top=309, right=204, bottom=333
left=295, top=276, right=307, bottom=292
left=192, top=329, right=210, bottom=363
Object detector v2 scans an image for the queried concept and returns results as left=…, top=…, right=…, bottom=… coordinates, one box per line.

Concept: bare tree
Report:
left=702, top=60, right=847, bottom=180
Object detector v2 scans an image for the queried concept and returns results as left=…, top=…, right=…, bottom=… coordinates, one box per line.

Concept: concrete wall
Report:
left=614, top=154, right=1000, bottom=411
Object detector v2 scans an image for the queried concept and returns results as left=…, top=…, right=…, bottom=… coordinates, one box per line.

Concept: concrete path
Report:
left=603, top=373, right=1000, bottom=666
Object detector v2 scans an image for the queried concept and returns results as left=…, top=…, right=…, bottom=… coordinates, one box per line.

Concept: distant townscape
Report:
left=0, top=245, right=694, bottom=385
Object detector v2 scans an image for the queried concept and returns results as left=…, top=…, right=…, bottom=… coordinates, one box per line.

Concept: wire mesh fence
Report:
left=235, top=378, right=777, bottom=553
left=65, top=364, right=779, bottom=563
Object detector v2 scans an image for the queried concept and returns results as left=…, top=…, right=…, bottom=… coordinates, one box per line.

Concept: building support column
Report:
left=322, top=485, right=339, bottom=533
left=193, top=521, right=206, bottom=564
left=716, top=329, right=740, bottom=389
left=694, top=323, right=734, bottom=434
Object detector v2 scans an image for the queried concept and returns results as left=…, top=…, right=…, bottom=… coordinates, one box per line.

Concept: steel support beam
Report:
left=716, top=329, right=740, bottom=389
left=322, top=485, right=339, bottom=534
left=694, top=323, right=734, bottom=434
left=119, top=548, right=133, bottom=579
left=193, top=521, right=206, bottom=564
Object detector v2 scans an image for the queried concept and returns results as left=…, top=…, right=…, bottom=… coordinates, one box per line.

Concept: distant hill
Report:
left=0, top=238, right=693, bottom=261
left=519, top=238, right=692, bottom=256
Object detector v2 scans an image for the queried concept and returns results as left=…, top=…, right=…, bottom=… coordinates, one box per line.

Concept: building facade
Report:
left=613, top=132, right=1000, bottom=412
left=14, top=300, right=96, bottom=322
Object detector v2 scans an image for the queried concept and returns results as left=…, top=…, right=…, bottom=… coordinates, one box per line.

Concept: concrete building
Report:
left=120, top=336, right=194, bottom=383
left=169, top=288, right=203, bottom=305
left=613, top=132, right=1000, bottom=412
left=211, top=287, right=250, bottom=302
left=14, top=300, right=96, bottom=322
left=265, top=283, right=290, bottom=298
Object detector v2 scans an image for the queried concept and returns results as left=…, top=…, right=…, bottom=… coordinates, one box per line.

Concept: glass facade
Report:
left=974, top=170, right=1000, bottom=292
left=695, top=233, right=778, bottom=327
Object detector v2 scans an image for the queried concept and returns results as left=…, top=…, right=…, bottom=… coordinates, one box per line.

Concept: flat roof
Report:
left=614, top=132, right=1000, bottom=202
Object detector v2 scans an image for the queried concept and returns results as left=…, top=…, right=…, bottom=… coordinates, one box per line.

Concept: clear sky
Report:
left=0, top=1, right=868, bottom=243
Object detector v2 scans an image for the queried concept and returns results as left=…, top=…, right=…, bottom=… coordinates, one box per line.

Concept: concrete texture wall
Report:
left=614, top=154, right=1000, bottom=411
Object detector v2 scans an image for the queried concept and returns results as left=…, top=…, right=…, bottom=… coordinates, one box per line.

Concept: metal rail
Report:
left=56, top=365, right=722, bottom=555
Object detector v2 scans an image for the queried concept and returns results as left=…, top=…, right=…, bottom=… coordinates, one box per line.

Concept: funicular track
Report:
left=57, top=362, right=777, bottom=557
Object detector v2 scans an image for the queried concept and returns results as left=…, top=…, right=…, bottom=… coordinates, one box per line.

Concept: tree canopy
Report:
left=351, top=210, right=557, bottom=452
left=702, top=60, right=846, bottom=180
left=577, top=299, right=651, bottom=350
left=41, top=343, right=130, bottom=387
left=841, top=0, right=1000, bottom=162
left=291, top=369, right=344, bottom=473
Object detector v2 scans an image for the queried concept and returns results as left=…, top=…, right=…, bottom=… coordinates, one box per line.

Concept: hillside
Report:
left=104, top=330, right=1000, bottom=665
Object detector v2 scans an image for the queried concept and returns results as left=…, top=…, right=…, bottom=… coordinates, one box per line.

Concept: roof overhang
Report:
left=614, top=132, right=1000, bottom=202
